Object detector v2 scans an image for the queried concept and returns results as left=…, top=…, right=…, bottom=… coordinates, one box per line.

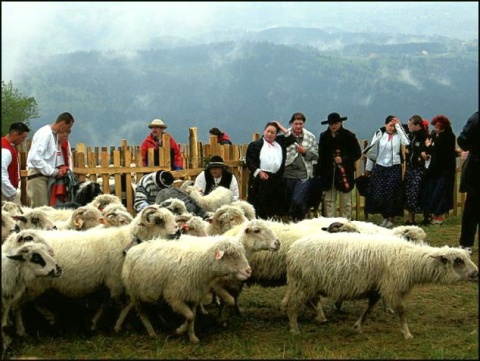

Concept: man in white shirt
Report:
left=194, top=155, right=239, bottom=201
left=26, top=112, right=75, bottom=207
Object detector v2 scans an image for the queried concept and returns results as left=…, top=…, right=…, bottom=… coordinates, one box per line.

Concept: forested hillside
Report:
left=15, top=31, right=478, bottom=147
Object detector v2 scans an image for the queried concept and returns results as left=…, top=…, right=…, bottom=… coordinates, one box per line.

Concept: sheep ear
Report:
left=98, top=217, right=106, bottom=224
left=7, top=254, right=26, bottom=261
left=321, top=227, right=328, bottom=231
left=181, top=224, right=190, bottom=231
left=74, top=218, right=84, bottom=229
left=215, top=249, right=225, bottom=260
left=430, top=255, right=448, bottom=264
left=13, top=215, right=27, bottom=223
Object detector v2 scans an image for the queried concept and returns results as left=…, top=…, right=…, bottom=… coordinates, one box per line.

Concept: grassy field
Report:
left=6, top=215, right=479, bottom=360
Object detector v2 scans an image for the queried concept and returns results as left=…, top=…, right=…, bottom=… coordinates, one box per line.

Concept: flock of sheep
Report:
left=1, top=180, right=478, bottom=357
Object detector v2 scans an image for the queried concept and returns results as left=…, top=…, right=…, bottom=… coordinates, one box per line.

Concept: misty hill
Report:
left=15, top=28, right=478, bottom=147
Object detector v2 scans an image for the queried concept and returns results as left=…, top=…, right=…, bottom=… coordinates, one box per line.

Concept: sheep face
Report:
left=13, top=210, right=57, bottom=231
left=242, top=219, right=280, bottom=252
left=6, top=243, right=62, bottom=278
left=88, top=194, right=122, bottom=211
left=70, top=206, right=104, bottom=230
left=322, top=221, right=360, bottom=233
left=3, top=229, right=55, bottom=256
left=103, top=210, right=133, bottom=228
left=2, top=201, right=24, bottom=216
left=430, top=248, right=478, bottom=283
left=214, top=239, right=252, bottom=281
left=2, top=213, right=20, bottom=243
left=137, top=205, right=181, bottom=241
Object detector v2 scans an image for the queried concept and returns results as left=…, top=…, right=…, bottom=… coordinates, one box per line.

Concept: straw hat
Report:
left=148, top=119, right=168, bottom=129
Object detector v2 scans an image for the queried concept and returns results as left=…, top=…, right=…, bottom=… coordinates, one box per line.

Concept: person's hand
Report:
left=296, top=144, right=306, bottom=155
left=425, top=138, right=432, bottom=147
left=259, top=170, right=269, bottom=180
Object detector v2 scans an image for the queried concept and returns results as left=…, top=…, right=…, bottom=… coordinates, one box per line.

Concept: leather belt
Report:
left=27, top=173, right=48, bottom=180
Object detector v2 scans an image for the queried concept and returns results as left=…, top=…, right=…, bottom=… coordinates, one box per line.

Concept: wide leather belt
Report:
left=27, top=173, right=48, bottom=180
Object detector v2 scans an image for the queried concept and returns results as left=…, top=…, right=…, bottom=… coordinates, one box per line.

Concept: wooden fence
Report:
left=17, top=127, right=466, bottom=219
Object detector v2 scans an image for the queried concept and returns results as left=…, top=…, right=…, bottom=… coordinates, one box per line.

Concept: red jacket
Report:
left=141, top=134, right=183, bottom=169
left=1, top=137, right=19, bottom=188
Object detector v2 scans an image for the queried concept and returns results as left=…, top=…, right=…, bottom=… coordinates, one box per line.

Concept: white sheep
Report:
left=99, top=203, right=133, bottom=227
left=281, top=233, right=478, bottom=339
left=114, top=236, right=252, bottom=342
left=206, top=204, right=248, bottom=236
left=176, top=214, right=209, bottom=237
left=12, top=205, right=181, bottom=335
left=158, top=198, right=189, bottom=217
left=2, top=229, right=54, bottom=257
left=1, top=201, right=24, bottom=217
left=232, top=200, right=256, bottom=220
left=13, top=209, right=57, bottom=231
left=2, top=213, right=19, bottom=244
left=55, top=205, right=104, bottom=231
left=204, top=219, right=281, bottom=326
left=2, top=242, right=62, bottom=356
left=87, top=193, right=123, bottom=211
left=183, top=184, right=234, bottom=212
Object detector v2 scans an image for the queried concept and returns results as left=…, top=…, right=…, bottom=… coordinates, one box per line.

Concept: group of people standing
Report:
left=2, top=111, right=478, bottom=254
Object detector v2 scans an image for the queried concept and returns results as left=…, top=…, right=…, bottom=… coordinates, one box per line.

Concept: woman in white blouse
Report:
left=364, top=115, right=410, bottom=228
left=245, top=121, right=295, bottom=219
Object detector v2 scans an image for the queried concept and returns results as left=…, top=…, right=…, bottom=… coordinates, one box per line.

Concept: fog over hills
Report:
left=2, top=2, right=478, bottom=147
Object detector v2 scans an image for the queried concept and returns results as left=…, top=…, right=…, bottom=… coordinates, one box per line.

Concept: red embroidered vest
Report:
left=1, top=137, right=20, bottom=188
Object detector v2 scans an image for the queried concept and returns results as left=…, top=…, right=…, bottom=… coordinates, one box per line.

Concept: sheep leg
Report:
left=113, top=301, right=134, bottom=333
left=13, top=307, right=27, bottom=338
left=199, top=303, right=209, bottom=315
left=353, top=292, right=381, bottom=333
left=395, top=304, right=413, bottom=340
left=170, top=301, right=198, bottom=342
left=90, top=301, right=108, bottom=331
left=187, top=305, right=199, bottom=343
left=282, top=287, right=302, bottom=334
left=34, top=303, right=56, bottom=327
left=136, top=303, right=157, bottom=337
left=313, top=298, right=327, bottom=323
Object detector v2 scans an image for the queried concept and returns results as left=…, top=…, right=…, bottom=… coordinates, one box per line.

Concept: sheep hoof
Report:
left=314, top=317, right=328, bottom=324
left=403, top=332, right=413, bottom=340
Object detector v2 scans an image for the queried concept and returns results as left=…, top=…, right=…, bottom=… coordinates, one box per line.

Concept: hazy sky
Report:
left=2, top=1, right=478, bottom=82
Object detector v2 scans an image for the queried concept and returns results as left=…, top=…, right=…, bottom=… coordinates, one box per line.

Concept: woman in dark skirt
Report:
left=246, top=121, right=295, bottom=220
left=364, top=115, right=410, bottom=228
left=422, top=115, right=457, bottom=225
left=404, top=115, right=430, bottom=225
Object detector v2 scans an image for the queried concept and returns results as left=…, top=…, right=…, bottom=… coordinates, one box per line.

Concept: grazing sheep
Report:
left=281, top=233, right=478, bottom=339
left=232, top=200, right=256, bottom=220
left=55, top=205, right=104, bottom=231
left=12, top=205, right=181, bottom=335
left=206, top=204, right=248, bottom=236
left=13, top=209, right=57, bottom=231
left=183, top=184, right=234, bottom=212
left=114, top=236, right=252, bottom=342
left=2, top=243, right=62, bottom=356
left=2, top=213, right=19, bottom=244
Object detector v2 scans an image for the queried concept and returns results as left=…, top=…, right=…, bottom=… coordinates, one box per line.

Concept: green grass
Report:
left=7, top=216, right=478, bottom=360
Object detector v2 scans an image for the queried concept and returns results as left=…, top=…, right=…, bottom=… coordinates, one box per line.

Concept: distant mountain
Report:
left=15, top=28, right=478, bottom=148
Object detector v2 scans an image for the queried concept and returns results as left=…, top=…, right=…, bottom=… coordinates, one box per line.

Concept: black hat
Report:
left=155, top=170, right=174, bottom=188
left=321, top=112, right=348, bottom=125
left=206, top=155, right=227, bottom=169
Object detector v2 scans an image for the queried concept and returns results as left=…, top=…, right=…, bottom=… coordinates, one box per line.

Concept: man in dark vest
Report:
left=194, top=155, right=239, bottom=201
left=2, top=122, right=30, bottom=204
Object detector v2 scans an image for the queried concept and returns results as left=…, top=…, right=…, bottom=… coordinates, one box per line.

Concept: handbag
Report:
left=354, top=175, right=369, bottom=197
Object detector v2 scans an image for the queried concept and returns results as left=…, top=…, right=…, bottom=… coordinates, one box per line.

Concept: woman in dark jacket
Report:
left=246, top=121, right=295, bottom=219
left=422, top=114, right=457, bottom=225
left=404, top=115, right=430, bottom=225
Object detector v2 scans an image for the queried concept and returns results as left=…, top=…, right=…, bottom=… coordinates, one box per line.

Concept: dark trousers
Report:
left=459, top=191, right=480, bottom=247
left=284, top=178, right=312, bottom=222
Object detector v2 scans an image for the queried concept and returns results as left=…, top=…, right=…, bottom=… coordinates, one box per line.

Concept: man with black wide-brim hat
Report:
left=315, top=112, right=362, bottom=220
left=193, top=155, right=240, bottom=201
